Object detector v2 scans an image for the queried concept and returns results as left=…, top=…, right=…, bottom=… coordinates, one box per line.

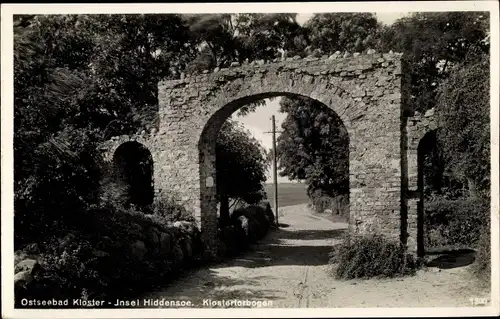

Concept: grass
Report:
left=264, top=183, right=309, bottom=208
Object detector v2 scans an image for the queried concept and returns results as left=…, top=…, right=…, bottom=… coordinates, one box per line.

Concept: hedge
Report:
left=424, top=198, right=489, bottom=248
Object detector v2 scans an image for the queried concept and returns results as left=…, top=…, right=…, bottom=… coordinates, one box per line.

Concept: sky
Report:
left=232, top=12, right=409, bottom=183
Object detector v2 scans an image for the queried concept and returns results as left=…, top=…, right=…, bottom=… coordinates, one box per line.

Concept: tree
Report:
left=275, top=13, right=378, bottom=199
left=15, top=14, right=296, bottom=246
left=276, top=97, right=349, bottom=198
left=14, top=15, right=104, bottom=245
left=216, top=121, right=268, bottom=223
left=184, top=13, right=308, bottom=116
left=13, top=14, right=196, bottom=246
left=376, top=12, right=489, bottom=113
left=436, top=53, right=490, bottom=198
left=88, top=14, right=196, bottom=135
left=238, top=13, right=308, bottom=60
left=185, top=13, right=306, bottom=72
left=183, top=14, right=238, bottom=71
left=303, top=13, right=381, bottom=55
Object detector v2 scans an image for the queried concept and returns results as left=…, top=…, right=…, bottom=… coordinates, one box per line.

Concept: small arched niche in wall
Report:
left=113, top=141, right=154, bottom=208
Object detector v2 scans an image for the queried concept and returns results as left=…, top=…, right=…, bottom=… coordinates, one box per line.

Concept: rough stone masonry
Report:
left=99, top=51, right=436, bottom=257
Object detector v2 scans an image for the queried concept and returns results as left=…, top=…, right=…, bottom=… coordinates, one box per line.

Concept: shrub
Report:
left=217, top=218, right=249, bottom=257
left=217, top=200, right=275, bottom=258
left=424, top=198, right=489, bottom=248
left=471, top=222, right=491, bottom=284
left=228, top=199, right=275, bottom=226
left=98, top=177, right=130, bottom=209
left=15, top=203, right=203, bottom=305
left=260, top=200, right=276, bottom=226
left=310, top=191, right=349, bottom=221
left=14, top=128, right=103, bottom=250
left=231, top=204, right=270, bottom=240
left=148, top=193, right=196, bottom=223
left=330, top=234, right=419, bottom=279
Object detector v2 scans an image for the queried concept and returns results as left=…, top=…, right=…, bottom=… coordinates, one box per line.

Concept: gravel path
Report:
left=144, top=204, right=490, bottom=308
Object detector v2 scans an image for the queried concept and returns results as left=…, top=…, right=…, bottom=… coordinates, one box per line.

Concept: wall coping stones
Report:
left=159, top=52, right=403, bottom=89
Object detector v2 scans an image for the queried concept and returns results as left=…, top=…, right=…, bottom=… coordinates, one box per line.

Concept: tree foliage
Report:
left=276, top=97, right=349, bottom=197
left=275, top=13, right=380, bottom=198
left=14, top=15, right=104, bottom=246
left=12, top=14, right=275, bottom=247
left=185, top=13, right=306, bottom=72
left=216, top=121, right=268, bottom=220
left=303, top=13, right=381, bottom=55
left=12, top=12, right=492, bottom=249
left=274, top=12, right=490, bottom=201
left=377, top=12, right=489, bottom=113
left=436, top=54, right=490, bottom=198
left=184, top=13, right=307, bottom=116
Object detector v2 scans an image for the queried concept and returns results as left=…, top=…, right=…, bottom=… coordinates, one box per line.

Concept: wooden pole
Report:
left=272, top=115, right=279, bottom=226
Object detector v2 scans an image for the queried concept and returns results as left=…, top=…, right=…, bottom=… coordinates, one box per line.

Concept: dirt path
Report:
left=143, top=204, right=490, bottom=308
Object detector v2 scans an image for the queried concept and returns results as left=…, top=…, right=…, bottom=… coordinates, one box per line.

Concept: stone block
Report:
left=15, top=259, right=41, bottom=275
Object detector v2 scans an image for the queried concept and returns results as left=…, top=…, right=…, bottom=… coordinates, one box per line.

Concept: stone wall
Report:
left=98, top=132, right=193, bottom=215
left=14, top=216, right=202, bottom=303
left=99, top=51, right=438, bottom=257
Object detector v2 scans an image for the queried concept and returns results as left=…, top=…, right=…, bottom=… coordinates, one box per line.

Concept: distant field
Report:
left=264, top=183, right=310, bottom=208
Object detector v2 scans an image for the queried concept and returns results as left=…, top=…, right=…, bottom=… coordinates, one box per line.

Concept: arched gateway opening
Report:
left=199, top=94, right=350, bottom=234
left=155, top=52, right=406, bottom=256
left=417, top=130, right=440, bottom=256
left=416, top=128, right=465, bottom=256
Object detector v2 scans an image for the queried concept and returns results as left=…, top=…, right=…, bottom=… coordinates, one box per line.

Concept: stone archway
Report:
left=156, top=52, right=406, bottom=256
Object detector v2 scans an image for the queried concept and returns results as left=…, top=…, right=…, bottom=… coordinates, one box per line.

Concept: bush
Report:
left=231, top=204, right=270, bottom=240
left=310, top=191, right=349, bottom=221
left=259, top=200, right=276, bottom=226
left=228, top=199, right=275, bottom=226
left=14, top=128, right=103, bottom=249
left=14, top=203, right=203, bottom=305
left=471, top=222, right=490, bottom=283
left=330, top=234, right=419, bottom=279
left=148, top=192, right=196, bottom=223
left=216, top=201, right=275, bottom=258
left=217, top=218, right=249, bottom=257
left=424, top=198, right=489, bottom=248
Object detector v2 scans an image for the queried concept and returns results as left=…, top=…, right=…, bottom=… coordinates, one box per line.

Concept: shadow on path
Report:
left=213, top=227, right=347, bottom=269
left=144, top=214, right=348, bottom=305
left=426, top=248, right=476, bottom=269
left=275, top=228, right=346, bottom=241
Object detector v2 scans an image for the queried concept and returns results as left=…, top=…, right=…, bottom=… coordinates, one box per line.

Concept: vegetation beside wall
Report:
left=310, top=191, right=349, bottom=222
left=14, top=201, right=203, bottom=306
left=424, top=198, right=489, bottom=249
left=217, top=201, right=276, bottom=258
left=330, top=234, right=420, bottom=279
